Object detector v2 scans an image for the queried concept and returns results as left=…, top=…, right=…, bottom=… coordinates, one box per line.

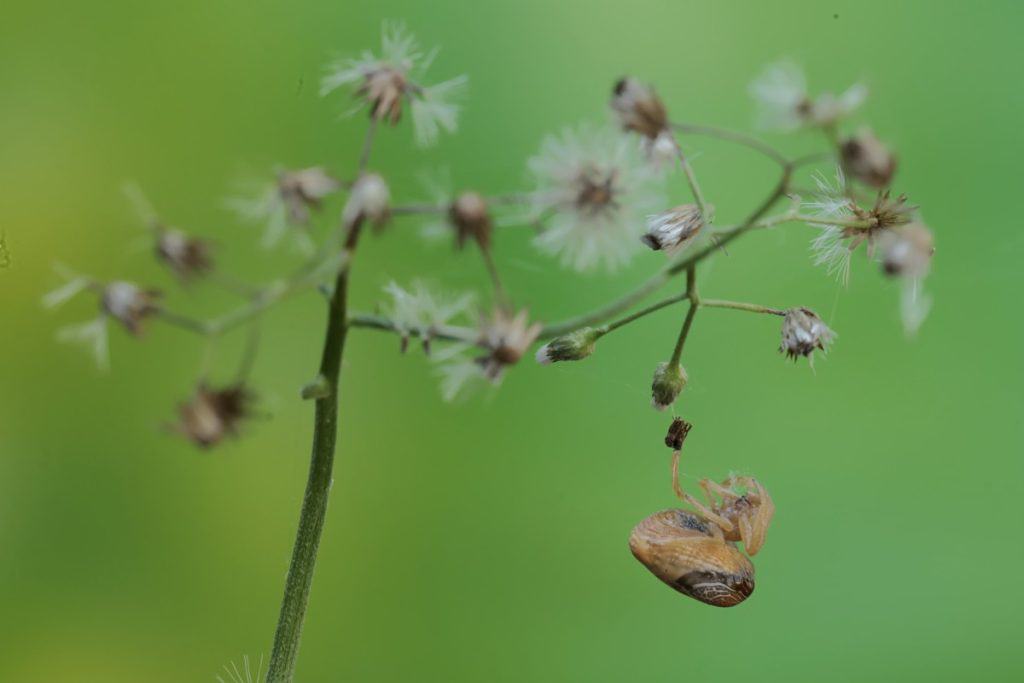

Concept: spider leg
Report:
left=742, top=478, right=775, bottom=556
left=683, top=491, right=734, bottom=533
left=702, top=478, right=742, bottom=502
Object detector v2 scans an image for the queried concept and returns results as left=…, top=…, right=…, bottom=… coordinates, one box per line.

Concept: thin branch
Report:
left=675, top=144, right=709, bottom=219
left=672, top=122, right=789, bottom=167
left=602, top=291, right=690, bottom=334
left=699, top=299, right=785, bottom=316
left=358, top=117, right=378, bottom=174
left=669, top=267, right=699, bottom=365
left=346, top=313, right=478, bottom=344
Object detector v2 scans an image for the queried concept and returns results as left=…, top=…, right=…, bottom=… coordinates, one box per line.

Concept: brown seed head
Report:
left=176, top=383, right=255, bottom=448
left=449, top=192, right=492, bottom=251
left=841, top=128, right=897, bottom=189
left=359, top=68, right=409, bottom=125
left=665, top=418, right=692, bottom=450
left=101, top=281, right=161, bottom=335
left=611, top=77, right=670, bottom=140
left=156, top=228, right=214, bottom=281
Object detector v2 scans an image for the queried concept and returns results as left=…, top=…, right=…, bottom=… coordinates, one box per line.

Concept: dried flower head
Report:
left=535, top=326, right=603, bottom=364
left=156, top=228, right=214, bottom=281
left=320, top=22, right=467, bottom=147
left=806, top=169, right=916, bottom=284
left=642, top=204, right=708, bottom=256
left=101, top=281, right=161, bottom=335
left=651, top=361, right=688, bottom=411
left=665, top=417, right=692, bottom=450
left=227, top=167, right=339, bottom=253
left=476, top=307, right=543, bottom=381
left=44, top=270, right=161, bottom=369
left=749, top=61, right=866, bottom=131
left=840, top=128, right=897, bottom=188
left=174, top=383, right=255, bottom=448
left=877, top=222, right=934, bottom=279
left=528, top=123, right=664, bottom=271
left=343, top=173, right=391, bottom=229
left=380, top=280, right=475, bottom=353
left=448, top=191, right=493, bottom=250
left=611, top=77, right=670, bottom=140
left=780, top=307, right=835, bottom=364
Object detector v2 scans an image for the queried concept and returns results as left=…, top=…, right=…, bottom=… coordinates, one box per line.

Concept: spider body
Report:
left=629, top=475, right=774, bottom=607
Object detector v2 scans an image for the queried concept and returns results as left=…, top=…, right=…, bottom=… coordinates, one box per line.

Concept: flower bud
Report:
left=642, top=204, right=707, bottom=255
left=611, top=77, right=669, bottom=140
left=780, top=307, right=835, bottom=363
left=651, top=361, right=688, bottom=411
left=878, top=222, right=934, bottom=278
left=101, top=281, right=161, bottom=335
left=535, top=327, right=603, bottom=364
left=449, top=191, right=493, bottom=250
left=343, top=173, right=391, bottom=229
left=840, top=128, right=897, bottom=188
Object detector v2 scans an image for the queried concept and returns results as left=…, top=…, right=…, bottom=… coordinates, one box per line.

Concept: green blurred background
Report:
left=2, top=1, right=1022, bottom=681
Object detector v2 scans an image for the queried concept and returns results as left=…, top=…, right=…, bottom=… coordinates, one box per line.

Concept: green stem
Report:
left=347, top=313, right=478, bottom=344
left=675, top=144, right=709, bottom=219
left=265, top=221, right=363, bottom=683
left=700, top=299, right=785, bottom=316
left=602, top=291, right=690, bottom=334
left=668, top=267, right=699, bottom=365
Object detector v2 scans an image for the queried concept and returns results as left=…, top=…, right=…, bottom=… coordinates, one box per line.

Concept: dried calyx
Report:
left=780, top=307, right=834, bottom=363
left=448, top=192, right=493, bottom=251
left=101, top=282, right=161, bottom=335
left=840, top=128, right=896, bottom=188
left=174, top=383, right=256, bottom=448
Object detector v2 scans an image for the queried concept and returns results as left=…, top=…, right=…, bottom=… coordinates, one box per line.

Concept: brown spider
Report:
left=630, top=475, right=775, bottom=607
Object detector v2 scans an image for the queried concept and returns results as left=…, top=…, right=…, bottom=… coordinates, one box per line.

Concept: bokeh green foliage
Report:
left=2, top=1, right=1022, bottom=681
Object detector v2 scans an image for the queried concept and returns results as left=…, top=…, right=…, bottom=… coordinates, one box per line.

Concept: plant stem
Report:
left=700, top=299, right=785, bottom=316
left=602, top=291, right=690, bottom=334
left=265, top=220, right=363, bottom=683
left=671, top=122, right=789, bottom=167
left=674, top=144, right=709, bottom=219
left=669, top=267, right=699, bottom=365
left=346, top=313, right=478, bottom=344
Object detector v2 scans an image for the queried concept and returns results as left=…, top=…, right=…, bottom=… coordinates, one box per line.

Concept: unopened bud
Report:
left=642, top=204, right=707, bottom=255
left=449, top=191, right=492, bottom=250
left=780, top=307, right=835, bottom=363
left=611, top=77, right=669, bottom=140
left=651, top=361, right=688, bottom=411
left=840, top=128, right=897, bottom=188
left=535, top=327, right=603, bottom=365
